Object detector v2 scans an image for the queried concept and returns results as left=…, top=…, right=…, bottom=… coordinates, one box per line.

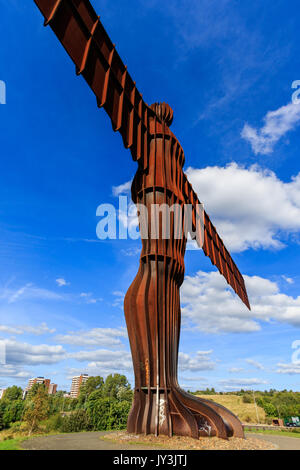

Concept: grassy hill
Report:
left=196, top=394, right=266, bottom=424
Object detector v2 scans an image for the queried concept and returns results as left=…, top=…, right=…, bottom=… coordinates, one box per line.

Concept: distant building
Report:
left=26, top=377, right=48, bottom=392
left=70, top=374, right=89, bottom=399
left=48, top=383, right=57, bottom=395
left=25, top=377, right=57, bottom=396
left=0, top=388, right=6, bottom=400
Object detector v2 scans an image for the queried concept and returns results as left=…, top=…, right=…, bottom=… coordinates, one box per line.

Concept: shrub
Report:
left=107, top=401, right=131, bottom=430
left=44, top=413, right=64, bottom=432
left=0, top=412, right=4, bottom=431
left=244, top=415, right=252, bottom=423
left=262, top=402, right=277, bottom=417
left=9, top=421, right=21, bottom=432
left=61, top=410, right=91, bottom=433
left=86, top=396, right=131, bottom=431
left=242, top=394, right=252, bottom=404
left=87, top=397, right=111, bottom=430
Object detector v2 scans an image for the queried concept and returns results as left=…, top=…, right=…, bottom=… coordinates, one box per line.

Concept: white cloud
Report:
left=56, top=278, right=70, bottom=287
left=79, top=293, right=103, bottom=304
left=112, top=180, right=132, bottom=197
left=68, top=349, right=215, bottom=374
left=113, top=291, right=125, bottom=297
left=112, top=291, right=125, bottom=309
left=179, top=376, right=208, bottom=383
left=228, top=367, right=244, bottom=373
left=186, top=163, right=300, bottom=252
left=21, top=323, right=56, bottom=335
left=178, top=351, right=216, bottom=371
left=55, top=328, right=127, bottom=347
left=219, top=378, right=269, bottom=388
left=246, top=359, right=265, bottom=370
left=121, top=246, right=141, bottom=257
left=69, top=349, right=133, bottom=372
left=181, top=271, right=300, bottom=334
left=276, top=363, right=300, bottom=375
left=282, top=276, right=294, bottom=285
left=0, top=323, right=55, bottom=337
left=0, top=284, right=63, bottom=303
left=3, top=339, right=67, bottom=365
left=0, top=364, right=31, bottom=379
left=241, top=102, right=300, bottom=154
left=0, top=325, right=24, bottom=335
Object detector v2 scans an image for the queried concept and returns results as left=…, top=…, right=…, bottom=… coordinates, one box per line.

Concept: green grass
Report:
left=0, top=437, right=28, bottom=450
left=0, top=429, right=64, bottom=451
left=246, top=428, right=300, bottom=438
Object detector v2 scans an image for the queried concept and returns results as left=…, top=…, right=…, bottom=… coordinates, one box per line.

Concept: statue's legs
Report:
left=124, top=189, right=244, bottom=439
left=124, top=255, right=244, bottom=439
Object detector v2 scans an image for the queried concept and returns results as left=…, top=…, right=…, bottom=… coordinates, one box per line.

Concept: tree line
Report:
left=0, top=374, right=133, bottom=435
left=192, top=388, right=300, bottom=419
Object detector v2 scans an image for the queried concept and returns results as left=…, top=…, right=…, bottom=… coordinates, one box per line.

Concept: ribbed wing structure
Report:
left=183, top=177, right=251, bottom=310
left=203, top=210, right=250, bottom=310
left=34, top=0, right=151, bottom=160
left=34, top=0, right=250, bottom=311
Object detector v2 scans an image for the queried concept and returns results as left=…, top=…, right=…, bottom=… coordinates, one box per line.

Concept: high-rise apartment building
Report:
left=0, top=389, right=6, bottom=400
left=48, top=383, right=57, bottom=395
left=70, top=374, right=89, bottom=398
left=25, top=377, right=57, bottom=395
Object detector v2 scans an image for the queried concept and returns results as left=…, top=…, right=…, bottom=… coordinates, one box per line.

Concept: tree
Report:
left=3, top=399, right=24, bottom=427
left=87, top=396, right=112, bottom=430
left=116, top=385, right=133, bottom=403
left=0, top=404, right=4, bottom=431
left=69, top=398, right=79, bottom=410
left=25, top=382, right=43, bottom=400
left=85, top=375, right=133, bottom=431
left=107, top=401, right=131, bottom=430
left=263, top=402, right=277, bottom=417
left=102, top=374, right=131, bottom=400
left=24, top=385, right=49, bottom=435
left=78, top=376, right=104, bottom=406
left=87, top=389, right=103, bottom=405
left=3, top=386, right=23, bottom=402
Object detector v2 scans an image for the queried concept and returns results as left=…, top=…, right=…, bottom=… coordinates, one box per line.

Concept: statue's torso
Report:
left=132, top=118, right=186, bottom=203
left=131, top=118, right=187, bottom=271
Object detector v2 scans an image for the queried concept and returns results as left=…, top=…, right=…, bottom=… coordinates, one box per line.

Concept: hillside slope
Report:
left=196, top=394, right=266, bottom=423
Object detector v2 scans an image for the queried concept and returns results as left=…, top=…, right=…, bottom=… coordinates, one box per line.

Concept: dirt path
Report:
left=20, top=431, right=299, bottom=451
left=21, top=432, right=160, bottom=451
left=246, top=432, right=300, bottom=450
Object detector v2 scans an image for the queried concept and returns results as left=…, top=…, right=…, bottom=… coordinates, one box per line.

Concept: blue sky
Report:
left=0, top=0, right=300, bottom=393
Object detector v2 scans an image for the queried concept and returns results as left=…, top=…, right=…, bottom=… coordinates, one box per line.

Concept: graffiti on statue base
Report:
left=199, top=418, right=212, bottom=437
left=159, top=398, right=166, bottom=427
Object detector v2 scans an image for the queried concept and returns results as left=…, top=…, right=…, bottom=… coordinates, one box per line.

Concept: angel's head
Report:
left=150, top=102, right=174, bottom=127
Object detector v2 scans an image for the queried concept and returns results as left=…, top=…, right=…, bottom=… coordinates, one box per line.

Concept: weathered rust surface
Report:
left=33, top=0, right=250, bottom=439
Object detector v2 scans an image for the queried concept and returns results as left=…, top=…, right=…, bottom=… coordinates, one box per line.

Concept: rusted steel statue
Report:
left=34, top=0, right=251, bottom=439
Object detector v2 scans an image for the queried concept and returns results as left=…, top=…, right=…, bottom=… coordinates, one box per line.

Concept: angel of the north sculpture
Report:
left=33, top=0, right=251, bottom=440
